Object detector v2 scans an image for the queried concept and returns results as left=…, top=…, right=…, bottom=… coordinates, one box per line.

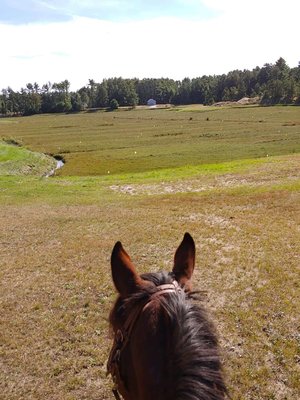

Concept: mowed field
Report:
left=0, top=105, right=300, bottom=400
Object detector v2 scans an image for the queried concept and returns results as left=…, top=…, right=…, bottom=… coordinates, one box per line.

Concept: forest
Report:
left=1, top=57, right=299, bottom=116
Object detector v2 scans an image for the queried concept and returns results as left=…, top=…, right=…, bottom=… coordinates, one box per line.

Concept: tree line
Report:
left=1, top=58, right=299, bottom=116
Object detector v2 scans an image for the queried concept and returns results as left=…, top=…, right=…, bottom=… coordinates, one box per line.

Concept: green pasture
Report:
left=0, top=105, right=300, bottom=400
left=0, top=140, right=56, bottom=176
left=0, top=105, right=299, bottom=176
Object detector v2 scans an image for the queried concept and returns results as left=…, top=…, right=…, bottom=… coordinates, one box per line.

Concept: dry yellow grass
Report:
left=1, top=153, right=300, bottom=399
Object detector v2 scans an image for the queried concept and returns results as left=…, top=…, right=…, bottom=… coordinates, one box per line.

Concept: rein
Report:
left=107, top=280, right=181, bottom=400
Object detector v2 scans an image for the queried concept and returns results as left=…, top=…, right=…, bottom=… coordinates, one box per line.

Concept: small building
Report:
left=147, top=99, right=157, bottom=107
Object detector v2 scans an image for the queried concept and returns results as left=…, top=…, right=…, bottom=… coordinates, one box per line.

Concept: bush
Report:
left=109, top=99, right=119, bottom=110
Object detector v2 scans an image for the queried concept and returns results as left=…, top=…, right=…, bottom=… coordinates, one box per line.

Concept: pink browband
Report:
left=143, top=280, right=180, bottom=305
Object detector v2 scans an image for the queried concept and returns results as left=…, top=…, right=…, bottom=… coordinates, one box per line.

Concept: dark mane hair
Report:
left=145, top=273, right=226, bottom=400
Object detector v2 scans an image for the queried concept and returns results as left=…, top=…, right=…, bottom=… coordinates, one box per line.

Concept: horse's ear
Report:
left=111, top=241, right=143, bottom=297
left=172, top=232, right=195, bottom=288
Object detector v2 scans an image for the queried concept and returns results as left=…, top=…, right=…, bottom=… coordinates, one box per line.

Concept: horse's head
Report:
left=107, top=233, right=227, bottom=400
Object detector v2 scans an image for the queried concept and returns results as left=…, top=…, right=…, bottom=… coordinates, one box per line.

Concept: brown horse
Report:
left=107, top=233, right=227, bottom=400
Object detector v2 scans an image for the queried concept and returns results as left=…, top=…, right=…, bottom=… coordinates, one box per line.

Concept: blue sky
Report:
left=0, top=0, right=299, bottom=91
left=0, top=0, right=216, bottom=24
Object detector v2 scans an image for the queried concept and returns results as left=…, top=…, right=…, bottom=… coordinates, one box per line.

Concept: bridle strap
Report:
left=143, top=281, right=180, bottom=307
left=112, top=388, right=122, bottom=400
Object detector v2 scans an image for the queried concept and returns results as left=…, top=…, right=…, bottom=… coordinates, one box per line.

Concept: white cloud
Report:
left=1, top=0, right=299, bottom=91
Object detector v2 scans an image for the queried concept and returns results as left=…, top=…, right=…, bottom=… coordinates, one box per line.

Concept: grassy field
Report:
left=0, top=140, right=56, bottom=176
left=0, top=105, right=299, bottom=176
left=0, top=105, right=300, bottom=400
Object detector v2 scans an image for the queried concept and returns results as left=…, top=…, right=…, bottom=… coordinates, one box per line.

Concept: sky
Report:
left=0, top=0, right=299, bottom=91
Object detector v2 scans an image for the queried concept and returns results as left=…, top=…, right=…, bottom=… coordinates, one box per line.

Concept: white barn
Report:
left=147, top=99, right=157, bottom=107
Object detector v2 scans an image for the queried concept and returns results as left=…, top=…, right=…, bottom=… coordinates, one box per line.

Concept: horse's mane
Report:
left=114, top=271, right=227, bottom=400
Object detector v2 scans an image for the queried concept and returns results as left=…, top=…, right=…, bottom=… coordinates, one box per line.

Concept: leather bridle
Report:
left=107, top=280, right=181, bottom=400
